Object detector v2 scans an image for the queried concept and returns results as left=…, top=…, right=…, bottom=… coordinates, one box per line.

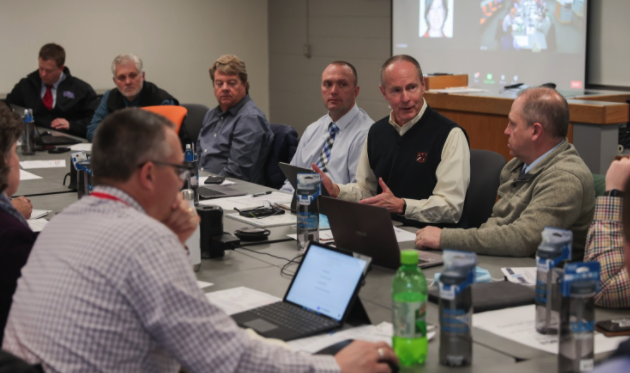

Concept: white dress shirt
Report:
left=281, top=103, right=373, bottom=192
left=337, top=99, right=470, bottom=224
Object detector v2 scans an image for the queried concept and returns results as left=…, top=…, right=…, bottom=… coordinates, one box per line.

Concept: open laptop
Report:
left=320, top=196, right=443, bottom=270
left=9, top=103, right=80, bottom=146
left=231, top=241, right=370, bottom=341
left=278, top=162, right=330, bottom=212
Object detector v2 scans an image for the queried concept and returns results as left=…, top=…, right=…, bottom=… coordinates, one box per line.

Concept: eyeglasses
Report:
left=138, top=160, right=194, bottom=181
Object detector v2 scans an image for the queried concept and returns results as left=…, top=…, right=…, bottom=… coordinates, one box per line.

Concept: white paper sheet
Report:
left=501, top=267, right=537, bottom=286
left=69, top=143, right=93, bottom=152
left=205, top=287, right=281, bottom=315
left=199, top=192, right=293, bottom=211
left=428, top=87, right=486, bottom=94
left=198, top=176, right=236, bottom=186
left=20, top=160, right=66, bottom=169
left=287, top=230, right=335, bottom=243
left=196, top=281, right=214, bottom=289
left=393, top=227, right=417, bottom=242
left=473, top=305, right=626, bottom=355
left=27, top=218, right=48, bottom=232
left=29, top=209, right=51, bottom=220
left=288, top=322, right=436, bottom=353
left=19, top=169, right=42, bottom=180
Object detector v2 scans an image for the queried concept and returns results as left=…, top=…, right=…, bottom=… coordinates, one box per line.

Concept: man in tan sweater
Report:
left=415, top=87, right=595, bottom=259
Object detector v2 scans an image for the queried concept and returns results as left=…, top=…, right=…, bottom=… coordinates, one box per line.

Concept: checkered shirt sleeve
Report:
left=584, top=196, right=630, bottom=308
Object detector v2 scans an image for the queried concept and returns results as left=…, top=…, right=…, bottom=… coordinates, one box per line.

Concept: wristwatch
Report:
left=400, top=199, right=407, bottom=215
left=605, top=189, right=624, bottom=198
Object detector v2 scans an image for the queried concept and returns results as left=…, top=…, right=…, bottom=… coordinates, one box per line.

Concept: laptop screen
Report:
left=285, top=243, right=368, bottom=322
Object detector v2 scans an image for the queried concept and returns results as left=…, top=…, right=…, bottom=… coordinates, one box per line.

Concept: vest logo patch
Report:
left=416, top=152, right=427, bottom=163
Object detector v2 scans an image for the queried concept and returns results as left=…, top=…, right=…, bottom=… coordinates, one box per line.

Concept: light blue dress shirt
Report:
left=281, top=103, right=373, bottom=192
left=39, top=72, right=65, bottom=108
left=522, top=139, right=565, bottom=174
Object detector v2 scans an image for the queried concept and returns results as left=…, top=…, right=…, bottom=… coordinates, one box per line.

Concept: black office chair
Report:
left=181, top=103, right=210, bottom=144
left=264, top=124, right=299, bottom=189
left=463, top=149, right=507, bottom=229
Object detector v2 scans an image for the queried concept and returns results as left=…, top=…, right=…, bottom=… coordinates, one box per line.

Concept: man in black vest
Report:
left=5, top=43, right=98, bottom=139
left=86, top=54, right=178, bottom=141
left=315, top=55, right=470, bottom=228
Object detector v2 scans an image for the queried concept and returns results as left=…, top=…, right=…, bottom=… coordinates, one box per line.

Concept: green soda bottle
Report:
left=392, top=250, right=428, bottom=366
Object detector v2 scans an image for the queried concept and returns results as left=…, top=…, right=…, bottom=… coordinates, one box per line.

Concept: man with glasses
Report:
left=86, top=53, right=178, bottom=141
left=197, top=54, right=273, bottom=184
left=3, top=108, right=396, bottom=373
left=5, top=43, right=98, bottom=138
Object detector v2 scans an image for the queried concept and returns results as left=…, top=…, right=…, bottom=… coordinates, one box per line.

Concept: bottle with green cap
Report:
left=392, top=249, right=428, bottom=366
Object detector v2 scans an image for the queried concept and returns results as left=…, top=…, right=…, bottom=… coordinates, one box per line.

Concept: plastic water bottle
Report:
left=535, top=228, right=572, bottom=335
left=439, top=268, right=473, bottom=367
left=182, top=189, right=201, bottom=272
left=296, top=174, right=320, bottom=251
left=23, top=109, right=36, bottom=155
left=184, top=144, right=199, bottom=203
left=558, top=262, right=599, bottom=373
left=392, top=250, right=428, bottom=366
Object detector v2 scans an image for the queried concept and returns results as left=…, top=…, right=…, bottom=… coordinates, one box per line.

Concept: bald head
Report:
left=517, top=87, right=569, bottom=139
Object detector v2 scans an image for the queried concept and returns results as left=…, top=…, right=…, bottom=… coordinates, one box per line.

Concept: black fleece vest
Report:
left=106, top=81, right=178, bottom=113
left=367, top=106, right=469, bottom=228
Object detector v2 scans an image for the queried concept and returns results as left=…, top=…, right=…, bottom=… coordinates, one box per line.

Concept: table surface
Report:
left=18, top=153, right=630, bottom=372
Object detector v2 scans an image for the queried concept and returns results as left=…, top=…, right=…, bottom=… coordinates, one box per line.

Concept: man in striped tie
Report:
left=281, top=61, right=373, bottom=192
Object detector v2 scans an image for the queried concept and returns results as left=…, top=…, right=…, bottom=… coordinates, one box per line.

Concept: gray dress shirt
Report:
left=197, top=95, right=274, bottom=184
left=3, top=185, right=339, bottom=373
left=281, top=104, right=373, bottom=192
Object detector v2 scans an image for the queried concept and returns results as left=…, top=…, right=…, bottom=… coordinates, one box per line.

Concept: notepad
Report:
left=29, top=209, right=51, bottom=220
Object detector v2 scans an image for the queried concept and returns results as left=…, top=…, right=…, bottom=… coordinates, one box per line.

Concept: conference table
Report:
left=15, top=142, right=630, bottom=373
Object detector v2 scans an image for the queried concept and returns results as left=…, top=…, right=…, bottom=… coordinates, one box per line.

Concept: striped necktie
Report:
left=315, top=122, right=340, bottom=172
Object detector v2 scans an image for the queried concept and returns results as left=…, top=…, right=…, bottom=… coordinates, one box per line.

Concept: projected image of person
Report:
left=419, top=0, right=454, bottom=38
left=479, top=0, right=583, bottom=53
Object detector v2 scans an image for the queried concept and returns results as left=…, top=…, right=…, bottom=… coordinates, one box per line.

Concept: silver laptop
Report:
left=320, top=196, right=443, bottom=270
left=278, top=162, right=330, bottom=212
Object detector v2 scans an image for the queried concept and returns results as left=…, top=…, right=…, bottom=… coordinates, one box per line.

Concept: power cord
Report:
left=233, top=246, right=304, bottom=278
left=234, top=246, right=293, bottom=262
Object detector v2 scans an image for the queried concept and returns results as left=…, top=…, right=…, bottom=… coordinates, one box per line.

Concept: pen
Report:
left=252, top=191, right=272, bottom=197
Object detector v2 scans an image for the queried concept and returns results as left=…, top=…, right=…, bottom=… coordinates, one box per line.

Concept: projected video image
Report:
left=419, top=0, right=454, bottom=38
left=479, top=0, right=586, bottom=52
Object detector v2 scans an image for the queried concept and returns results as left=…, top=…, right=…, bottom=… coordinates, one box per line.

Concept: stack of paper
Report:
left=20, top=160, right=66, bottom=169
left=27, top=218, right=48, bottom=232
left=19, top=169, right=42, bottom=180
left=29, top=209, right=51, bottom=220
left=200, top=192, right=293, bottom=211
left=226, top=212, right=295, bottom=228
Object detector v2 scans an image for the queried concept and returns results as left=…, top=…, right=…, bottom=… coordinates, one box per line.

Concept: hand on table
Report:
left=359, top=178, right=405, bottom=214
left=12, top=196, right=33, bottom=219
left=335, top=340, right=398, bottom=373
left=162, top=193, right=200, bottom=245
left=51, top=118, right=70, bottom=131
left=415, top=226, right=442, bottom=249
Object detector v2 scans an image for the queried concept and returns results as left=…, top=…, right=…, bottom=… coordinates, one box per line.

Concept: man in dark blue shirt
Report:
left=197, top=55, right=273, bottom=184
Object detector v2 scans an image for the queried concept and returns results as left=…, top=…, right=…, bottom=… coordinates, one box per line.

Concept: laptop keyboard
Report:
left=198, top=187, right=226, bottom=199
left=251, top=302, right=338, bottom=334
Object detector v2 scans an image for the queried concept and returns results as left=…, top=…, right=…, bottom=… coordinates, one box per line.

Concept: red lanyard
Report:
left=90, top=192, right=130, bottom=206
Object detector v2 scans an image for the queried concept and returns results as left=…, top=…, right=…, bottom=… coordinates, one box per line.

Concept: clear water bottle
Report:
left=439, top=268, right=473, bottom=367
left=296, top=174, right=320, bottom=251
left=558, top=262, right=599, bottom=373
left=182, top=189, right=201, bottom=272
left=23, top=109, right=36, bottom=155
left=184, top=144, right=199, bottom=203
left=535, top=228, right=572, bottom=335
left=392, top=250, right=428, bottom=367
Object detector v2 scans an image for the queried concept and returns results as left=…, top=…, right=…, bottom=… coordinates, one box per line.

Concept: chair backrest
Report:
left=141, top=106, right=187, bottom=134
left=180, top=103, right=210, bottom=143
left=464, top=149, right=507, bottom=229
left=265, top=124, right=299, bottom=189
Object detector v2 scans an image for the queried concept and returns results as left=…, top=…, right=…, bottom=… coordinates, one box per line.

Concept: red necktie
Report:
left=42, top=84, right=53, bottom=110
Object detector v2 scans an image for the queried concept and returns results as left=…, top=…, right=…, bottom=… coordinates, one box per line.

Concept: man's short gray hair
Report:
left=91, top=108, right=174, bottom=185
left=111, top=54, right=143, bottom=76
left=517, top=87, right=569, bottom=139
